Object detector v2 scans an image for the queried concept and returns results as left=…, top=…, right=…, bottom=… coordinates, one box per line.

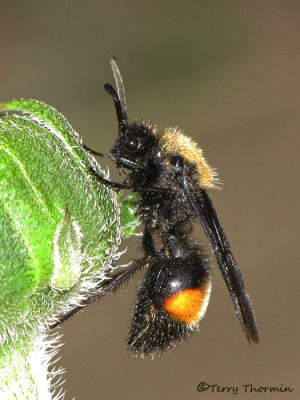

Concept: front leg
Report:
left=81, top=141, right=106, bottom=158
left=88, top=166, right=134, bottom=190
left=81, top=140, right=142, bottom=169
left=89, top=166, right=167, bottom=193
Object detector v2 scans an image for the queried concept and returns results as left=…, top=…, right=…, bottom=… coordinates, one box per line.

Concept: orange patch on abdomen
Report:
left=164, top=288, right=204, bottom=325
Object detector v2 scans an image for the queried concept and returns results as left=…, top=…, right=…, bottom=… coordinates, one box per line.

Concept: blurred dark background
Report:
left=1, top=1, right=299, bottom=399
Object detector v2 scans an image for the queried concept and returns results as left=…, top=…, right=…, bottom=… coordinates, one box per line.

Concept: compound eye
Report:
left=125, top=135, right=139, bottom=152
left=170, top=155, right=184, bottom=170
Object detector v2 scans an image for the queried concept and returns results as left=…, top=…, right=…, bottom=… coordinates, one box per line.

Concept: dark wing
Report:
left=183, top=177, right=259, bottom=344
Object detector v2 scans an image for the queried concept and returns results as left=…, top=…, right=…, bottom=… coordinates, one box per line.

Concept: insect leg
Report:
left=82, top=141, right=142, bottom=169
left=88, top=166, right=134, bottom=190
left=81, top=141, right=106, bottom=157
left=88, top=165, right=167, bottom=193
left=49, top=257, right=151, bottom=329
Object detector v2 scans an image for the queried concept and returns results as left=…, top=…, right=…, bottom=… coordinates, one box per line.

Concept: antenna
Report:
left=109, top=57, right=127, bottom=122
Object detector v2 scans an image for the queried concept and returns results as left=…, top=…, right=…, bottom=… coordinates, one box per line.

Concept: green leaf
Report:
left=119, top=193, right=140, bottom=237
left=0, top=98, right=139, bottom=398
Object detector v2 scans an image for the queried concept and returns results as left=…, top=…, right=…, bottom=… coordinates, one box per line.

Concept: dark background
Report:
left=1, top=1, right=299, bottom=399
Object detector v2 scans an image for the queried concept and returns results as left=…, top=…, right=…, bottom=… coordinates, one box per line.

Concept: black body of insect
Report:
left=52, top=59, right=259, bottom=358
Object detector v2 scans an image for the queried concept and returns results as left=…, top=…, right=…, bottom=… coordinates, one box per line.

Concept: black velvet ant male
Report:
left=52, top=59, right=259, bottom=358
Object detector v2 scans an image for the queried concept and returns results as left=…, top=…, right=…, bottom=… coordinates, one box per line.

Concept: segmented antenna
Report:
left=110, top=57, right=127, bottom=120
left=104, top=83, right=125, bottom=125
